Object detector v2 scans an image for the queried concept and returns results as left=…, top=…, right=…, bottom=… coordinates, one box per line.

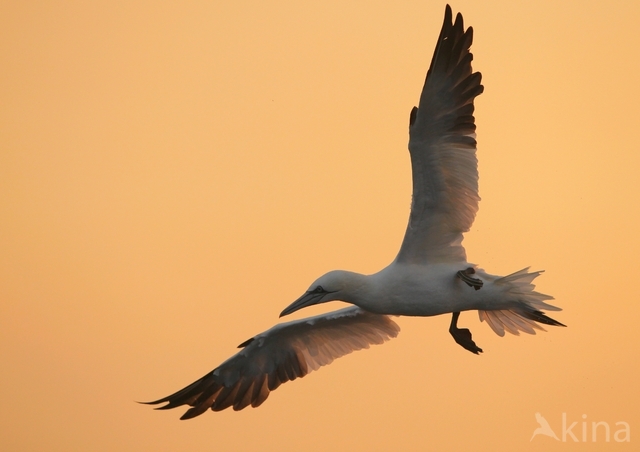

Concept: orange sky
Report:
left=1, top=1, right=639, bottom=450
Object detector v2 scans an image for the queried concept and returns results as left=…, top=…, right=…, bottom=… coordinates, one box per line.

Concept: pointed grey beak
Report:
left=280, top=291, right=325, bottom=317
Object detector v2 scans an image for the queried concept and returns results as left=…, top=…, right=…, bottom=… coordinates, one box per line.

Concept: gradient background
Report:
left=2, top=1, right=639, bottom=450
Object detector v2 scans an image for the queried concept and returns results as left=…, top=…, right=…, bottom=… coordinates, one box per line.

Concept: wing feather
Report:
left=396, top=5, right=484, bottom=264
left=143, top=307, right=399, bottom=418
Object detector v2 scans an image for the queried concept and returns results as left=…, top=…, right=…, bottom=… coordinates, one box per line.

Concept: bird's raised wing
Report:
left=395, top=5, right=484, bottom=264
left=143, top=307, right=399, bottom=419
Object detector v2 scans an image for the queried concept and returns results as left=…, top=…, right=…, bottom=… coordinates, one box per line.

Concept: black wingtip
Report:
left=137, top=398, right=166, bottom=406
left=139, top=399, right=176, bottom=409
left=237, top=337, right=255, bottom=348
left=454, top=12, right=463, bottom=30
left=443, top=5, right=453, bottom=30
left=409, top=106, right=418, bottom=126
left=180, top=408, right=204, bottom=420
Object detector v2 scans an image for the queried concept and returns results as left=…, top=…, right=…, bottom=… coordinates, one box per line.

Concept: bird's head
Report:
left=279, top=270, right=363, bottom=317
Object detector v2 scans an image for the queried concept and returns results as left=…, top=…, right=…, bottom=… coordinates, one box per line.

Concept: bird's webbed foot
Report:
left=457, top=267, right=483, bottom=290
left=449, top=311, right=483, bottom=354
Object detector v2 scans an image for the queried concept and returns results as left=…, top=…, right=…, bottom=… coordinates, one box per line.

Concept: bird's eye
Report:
left=315, top=286, right=324, bottom=293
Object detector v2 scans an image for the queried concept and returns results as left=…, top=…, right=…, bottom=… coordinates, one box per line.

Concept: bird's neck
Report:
left=332, top=271, right=378, bottom=309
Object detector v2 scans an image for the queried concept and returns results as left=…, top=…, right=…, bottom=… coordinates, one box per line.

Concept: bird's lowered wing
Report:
left=396, top=5, right=484, bottom=264
left=143, top=307, right=399, bottom=419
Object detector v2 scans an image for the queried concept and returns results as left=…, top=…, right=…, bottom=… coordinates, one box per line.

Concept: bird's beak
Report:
left=280, top=292, right=325, bottom=317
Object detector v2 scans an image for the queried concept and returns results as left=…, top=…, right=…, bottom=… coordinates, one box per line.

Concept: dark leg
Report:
left=457, top=267, right=483, bottom=290
left=449, top=311, right=483, bottom=354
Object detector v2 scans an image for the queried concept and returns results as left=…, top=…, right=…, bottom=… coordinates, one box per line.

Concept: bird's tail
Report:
left=478, top=267, right=565, bottom=336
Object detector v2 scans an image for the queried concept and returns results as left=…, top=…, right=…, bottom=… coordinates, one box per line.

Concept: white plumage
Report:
left=144, top=4, right=564, bottom=419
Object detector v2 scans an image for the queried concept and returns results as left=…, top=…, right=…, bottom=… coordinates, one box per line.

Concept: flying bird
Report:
left=144, top=5, right=565, bottom=419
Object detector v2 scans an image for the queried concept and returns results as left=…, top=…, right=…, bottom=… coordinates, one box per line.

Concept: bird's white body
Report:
left=146, top=5, right=564, bottom=419
left=350, top=263, right=493, bottom=316
left=295, top=263, right=559, bottom=335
